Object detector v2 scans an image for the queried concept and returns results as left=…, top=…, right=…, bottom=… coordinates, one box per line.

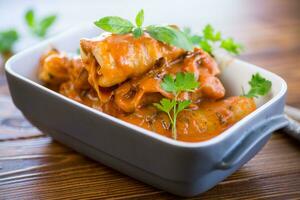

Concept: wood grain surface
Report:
left=0, top=0, right=300, bottom=199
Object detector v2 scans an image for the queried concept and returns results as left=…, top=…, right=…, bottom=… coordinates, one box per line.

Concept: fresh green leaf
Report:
left=154, top=72, right=199, bottom=139
left=203, top=24, right=221, bottom=42
left=244, top=73, right=272, bottom=98
left=190, top=35, right=202, bottom=44
left=183, top=27, right=191, bottom=35
left=197, top=24, right=221, bottom=53
left=36, top=15, right=57, bottom=37
left=94, top=16, right=134, bottom=34
left=199, top=40, right=212, bottom=53
left=154, top=98, right=176, bottom=113
left=161, top=74, right=176, bottom=93
left=193, top=25, right=244, bottom=55
left=175, top=72, right=199, bottom=92
left=94, top=10, right=193, bottom=49
left=177, top=100, right=191, bottom=114
left=25, top=9, right=35, bottom=28
left=135, top=9, right=144, bottom=27
left=161, top=72, right=199, bottom=94
left=146, top=25, right=193, bottom=51
left=132, top=27, right=143, bottom=38
left=24, top=9, right=57, bottom=38
left=174, top=72, right=185, bottom=91
left=0, top=29, right=19, bottom=53
left=220, top=38, right=243, bottom=55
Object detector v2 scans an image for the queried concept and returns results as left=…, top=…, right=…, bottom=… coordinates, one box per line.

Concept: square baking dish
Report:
left=5, top=25, right=288, bottom=197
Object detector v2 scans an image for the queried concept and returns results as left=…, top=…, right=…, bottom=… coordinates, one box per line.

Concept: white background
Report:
left=0, top=0, right=253, bottom=51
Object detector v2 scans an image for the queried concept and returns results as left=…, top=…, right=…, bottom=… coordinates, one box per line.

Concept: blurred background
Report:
left=0, top=0, right=298, bottom=55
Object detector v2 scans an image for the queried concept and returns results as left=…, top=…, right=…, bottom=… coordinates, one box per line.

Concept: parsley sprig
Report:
left=0, top=29, right=19, bottom=54
left=220, top=38, right=243, bottom=55
left=202, top=24, right=222, bottom=42
left=154, top=72, right=199, bottom=140
left=244, top=73, right=272, bottom=98
left=185, top=24, right=243, bottom=55
left=94, top=9, right=193, bottom=51
left=25, top=9, right=57, bottom=38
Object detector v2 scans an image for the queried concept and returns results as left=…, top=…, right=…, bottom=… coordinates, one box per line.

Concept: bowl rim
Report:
left=5, top=25, right=288, bottom=148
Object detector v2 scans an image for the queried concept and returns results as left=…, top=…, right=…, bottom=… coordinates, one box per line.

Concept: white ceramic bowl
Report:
left=5, top=25, right=288, bottom=197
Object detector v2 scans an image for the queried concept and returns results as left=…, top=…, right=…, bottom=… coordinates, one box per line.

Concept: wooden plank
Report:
left=0, top=134, right=299, bottom=199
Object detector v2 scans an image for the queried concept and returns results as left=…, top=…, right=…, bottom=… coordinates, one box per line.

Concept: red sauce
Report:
left=38, top=34, right=256, bottom=142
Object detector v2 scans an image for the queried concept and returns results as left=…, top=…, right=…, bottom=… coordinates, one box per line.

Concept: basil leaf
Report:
left=133, top=27, right=143, bottom=38
left=135, top=9, right=144, bottom=27
left=146, top=25, right=193, bottom=50
left=183, top=27, right=191, bottom=35
left=25, top=9, right=35, bottom=28
left=190, top=35, right=202, bottom=44
left=24, top=9, right=57, bottom=38
left=0, top=29, right=19, bottom=53
left=94, top=16, right=134, bottom=34
left=36, top=15, right=57, bottom=37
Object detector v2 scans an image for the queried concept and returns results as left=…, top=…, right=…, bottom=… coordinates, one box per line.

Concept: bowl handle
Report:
left=217, top=115, right=288, bottom=170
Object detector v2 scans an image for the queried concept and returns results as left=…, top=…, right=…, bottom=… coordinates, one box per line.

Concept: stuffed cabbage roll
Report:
left=114, top=48, right=225, bottom=112
left=80, top=33, right=185, bottom=89
left=38, top=49, right=71, bottom=86
left=120, top=96, right=256, bottom=142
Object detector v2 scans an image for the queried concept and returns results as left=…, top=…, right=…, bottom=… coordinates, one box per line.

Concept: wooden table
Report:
left=1, top=0, right=300, bottom=199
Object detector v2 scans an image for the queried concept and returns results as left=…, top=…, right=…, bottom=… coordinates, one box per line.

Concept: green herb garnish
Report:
left=0, top=29, right=19, bottom=54
left=25, top=9, right=57, bottom=38
left=220, top=38, right=243, bottom=55
left=94, top=16, right=134, bottom=34
left=94, top=9, right=193, bottom=51
left=198, top=24, right=220, bottom=53
left=244, top=73, right=272, bottom=98
left=199, top=40, right=213, bottom=54
left=185, top=24, right=243, bottom=55
left=132, top=9, right=144, bottom=38
left=200, top=24, right=242, bottom=55
left=154, top=72, right=199, bottom=139
left=202, top=24, right=222, bottom=42
left=146, top=25, right=193, bottom=51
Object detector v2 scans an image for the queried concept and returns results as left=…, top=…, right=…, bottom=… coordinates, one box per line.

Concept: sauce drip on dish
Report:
left=38, top=33, right=256, bottom=142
